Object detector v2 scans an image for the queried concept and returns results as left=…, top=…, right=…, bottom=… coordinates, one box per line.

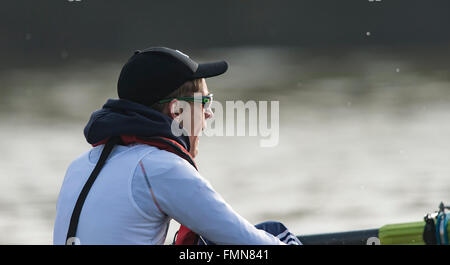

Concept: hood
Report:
left=83, top=98, right=190, bottom=151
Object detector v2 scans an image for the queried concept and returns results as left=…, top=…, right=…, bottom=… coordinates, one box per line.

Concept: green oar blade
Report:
left=378, top=221, right=426, bottom=245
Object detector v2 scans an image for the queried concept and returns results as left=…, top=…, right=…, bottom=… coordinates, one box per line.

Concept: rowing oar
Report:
left=296, top=202, right=449, bottom=245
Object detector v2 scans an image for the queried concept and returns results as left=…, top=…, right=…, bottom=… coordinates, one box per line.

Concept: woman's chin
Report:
left=190, top=148, right=198, bottom=158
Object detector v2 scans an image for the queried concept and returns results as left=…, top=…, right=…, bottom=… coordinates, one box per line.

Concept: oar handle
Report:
left=297, top=229, right=379, bottom=245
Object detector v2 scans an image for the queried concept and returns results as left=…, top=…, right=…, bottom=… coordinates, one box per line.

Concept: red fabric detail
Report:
left=120, top=135, right=198, bottom=169
left=92, top=138, right=108, bottom=147
left=138, top=161, right=165, bottom=216
left=175, top=225, right=199, bottom=245
left=121, top=135, right=181, bottom=154
left=92, top=135, right=194, bottom=163
left=91, top=135, right=200, bottom=245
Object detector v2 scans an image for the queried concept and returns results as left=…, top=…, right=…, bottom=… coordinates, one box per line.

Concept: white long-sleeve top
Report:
left=53, top=143, right=284, bottom=245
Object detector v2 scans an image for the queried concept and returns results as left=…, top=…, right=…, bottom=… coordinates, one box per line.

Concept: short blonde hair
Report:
left=151, top=79, right=204, bottom=112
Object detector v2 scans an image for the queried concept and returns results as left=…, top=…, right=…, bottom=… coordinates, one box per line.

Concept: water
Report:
left=1, top=46, right=449, bottom=244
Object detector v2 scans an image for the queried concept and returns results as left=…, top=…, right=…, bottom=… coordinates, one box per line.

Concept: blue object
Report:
left=435, top=212, right=449, bottom=245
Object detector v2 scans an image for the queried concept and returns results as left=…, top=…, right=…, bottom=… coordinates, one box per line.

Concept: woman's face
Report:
left=168, top=78, right=212, bottom=158
left=187, top=79, right=212, bottom=158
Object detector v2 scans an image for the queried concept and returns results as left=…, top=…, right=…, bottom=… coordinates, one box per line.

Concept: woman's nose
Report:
left=204, top=109, right=214, bottom=120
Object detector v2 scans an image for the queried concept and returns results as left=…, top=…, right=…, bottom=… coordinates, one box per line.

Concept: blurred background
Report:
left=1, top=0, right=449, bottom=244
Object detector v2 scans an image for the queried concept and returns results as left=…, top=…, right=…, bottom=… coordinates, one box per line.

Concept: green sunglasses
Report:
left=158, top=94, right=213, bottom=108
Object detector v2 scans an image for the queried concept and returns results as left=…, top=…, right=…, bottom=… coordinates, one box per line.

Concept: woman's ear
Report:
left=168, top=99, right=181, bottom=119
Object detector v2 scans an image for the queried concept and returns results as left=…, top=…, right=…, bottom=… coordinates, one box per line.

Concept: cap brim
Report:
left=192, top=61, right=228, bottom=79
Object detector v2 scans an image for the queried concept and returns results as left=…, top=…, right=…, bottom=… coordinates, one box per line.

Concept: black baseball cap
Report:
left=117, top=47, right=228, bottom=106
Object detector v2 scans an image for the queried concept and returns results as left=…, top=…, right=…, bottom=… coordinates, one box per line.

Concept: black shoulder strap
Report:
left=65, top=136, right=121, bottom=244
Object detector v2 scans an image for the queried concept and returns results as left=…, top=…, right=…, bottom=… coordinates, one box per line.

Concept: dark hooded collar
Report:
left=83, top=98, right=190, bottom=151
